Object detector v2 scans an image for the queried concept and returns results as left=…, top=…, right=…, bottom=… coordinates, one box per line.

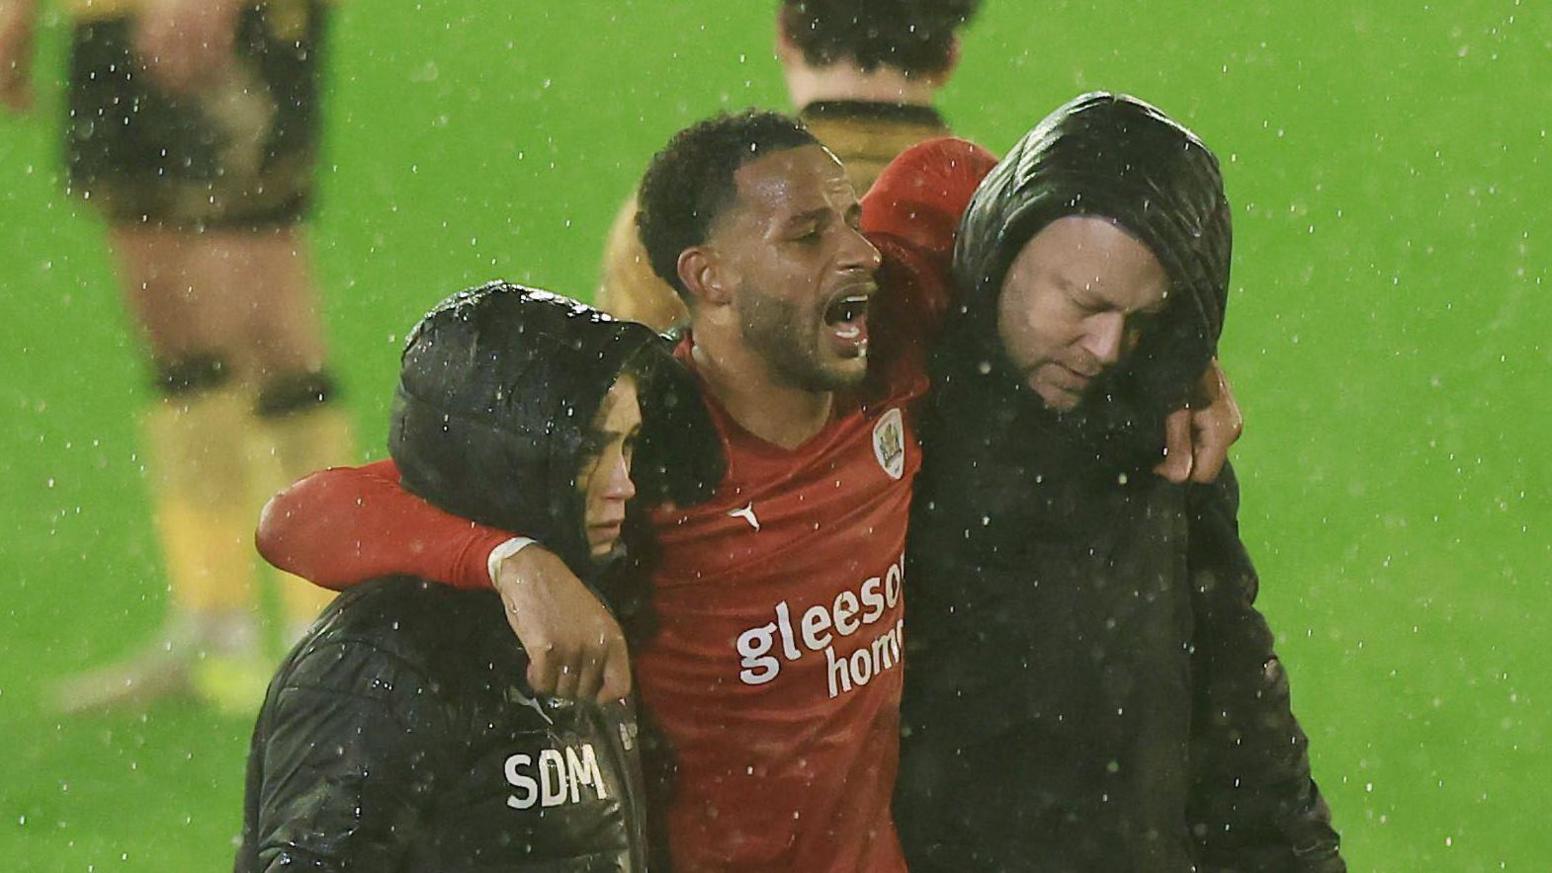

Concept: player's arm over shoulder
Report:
left=256, top=458, right=513, bottom=591
left=861, top=137, right=1000, bottom=377
left=863, top=137, right=999, bottom=270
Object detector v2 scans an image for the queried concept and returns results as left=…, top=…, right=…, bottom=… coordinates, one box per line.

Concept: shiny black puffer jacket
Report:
left=235, top=283, right=717, bottom=872
left=236, top=582, right=649, bottom=872
left=896, top=94, right=1344, bottom=872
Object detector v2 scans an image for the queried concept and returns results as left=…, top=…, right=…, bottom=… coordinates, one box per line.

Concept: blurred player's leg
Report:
left=201, top=227, right=348, bottom=638
left=233, top=234, right=349, bottom=639
left=247, top=414, right=348, bottom=635
left=246, top=393, right=349, bottom=639
left=55, top=229, right=262, bottom=713
left=189, top=227, right=329, bottom=379
left=178, top=227, right=352, bottom=702
left=54, top=2, right=336, bottom=713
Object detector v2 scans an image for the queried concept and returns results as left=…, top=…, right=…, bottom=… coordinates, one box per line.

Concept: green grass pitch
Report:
left=1, top=2, right=1545, bottom=869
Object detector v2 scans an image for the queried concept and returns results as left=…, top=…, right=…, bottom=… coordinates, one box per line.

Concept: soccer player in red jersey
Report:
left=257, top=112, right=1240, bottom=871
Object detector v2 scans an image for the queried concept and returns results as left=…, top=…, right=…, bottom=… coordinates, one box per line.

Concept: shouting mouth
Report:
left=823, top=284, right=874, bottom=358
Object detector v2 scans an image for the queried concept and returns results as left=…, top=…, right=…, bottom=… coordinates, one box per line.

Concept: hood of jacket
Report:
left=388, top=281, right=711, bottom=579
left=945, top=92, right=1233, bottom=463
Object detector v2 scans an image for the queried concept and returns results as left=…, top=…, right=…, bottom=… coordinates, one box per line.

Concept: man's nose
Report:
left=1082, top=312, right=1126, bottom=367
left=838, top=223, right=882, bottom=272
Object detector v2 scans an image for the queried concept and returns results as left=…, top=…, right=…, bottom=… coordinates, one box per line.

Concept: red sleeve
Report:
left=861, top=137, right=999, bottom=385
left=255, top=459, right=513, bottom=591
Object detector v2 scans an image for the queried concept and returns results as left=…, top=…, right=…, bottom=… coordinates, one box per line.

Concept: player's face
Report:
left=711, top=144, right=882, bottom=392
left=577, top=375, right=641, bottom=559
left=997, top=216, right=1171, bottom=411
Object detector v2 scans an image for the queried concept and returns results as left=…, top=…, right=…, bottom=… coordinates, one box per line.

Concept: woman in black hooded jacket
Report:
left=888, top=94, right=1345, bottom=872
left=234, top=282, right=715, bottom=872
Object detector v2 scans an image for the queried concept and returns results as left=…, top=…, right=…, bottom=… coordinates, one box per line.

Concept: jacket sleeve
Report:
left=1185, top=463, right=1346, bottom=873
left=256, top=458, right=514, bottom=591
left=249, top=641, right=453, bottom=871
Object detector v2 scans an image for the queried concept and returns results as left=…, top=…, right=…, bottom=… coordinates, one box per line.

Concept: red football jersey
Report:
left=650, top=136, right=997, bottom=861
left=640, top=342, right=924, bottom=873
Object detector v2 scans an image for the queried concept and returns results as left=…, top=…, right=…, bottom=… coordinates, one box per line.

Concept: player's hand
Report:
left=1155, top=357, right=1243, bottom=484
left=493, top=545, right=632, bottom=704
left=133, top=0, right=244, bottom=96
left=0, top=0, right=39, bottom=113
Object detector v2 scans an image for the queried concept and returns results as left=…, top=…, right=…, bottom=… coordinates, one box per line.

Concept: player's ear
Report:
left=678, top=246, right=733, bottom=307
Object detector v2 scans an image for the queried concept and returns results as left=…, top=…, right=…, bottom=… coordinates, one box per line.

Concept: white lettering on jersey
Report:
left=504, top=743, right=609, bottom=810
left=826, top=618, right=903, bottom=698
left=734, top=551, right=906, bottom=697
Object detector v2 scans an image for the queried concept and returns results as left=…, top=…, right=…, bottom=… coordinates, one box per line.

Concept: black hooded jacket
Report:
left=895, top=95, right=1344, bottom=872
left=235, top=283, right=711, bottom=873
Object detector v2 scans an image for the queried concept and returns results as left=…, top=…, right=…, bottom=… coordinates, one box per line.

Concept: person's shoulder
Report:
left=284, top=578, right=510, bottom=693
left=325, top=575, right=498, bottom=636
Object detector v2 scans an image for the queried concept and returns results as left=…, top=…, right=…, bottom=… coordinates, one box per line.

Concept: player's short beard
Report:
left=734, top=283, right=861, bottom=393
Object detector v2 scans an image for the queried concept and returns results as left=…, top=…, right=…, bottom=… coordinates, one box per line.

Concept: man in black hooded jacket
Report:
left=867, top=94, right=1345, bottom=871
left=234, top=282, right=714, bottom=872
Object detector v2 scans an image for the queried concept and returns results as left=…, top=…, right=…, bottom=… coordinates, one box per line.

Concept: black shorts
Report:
left=65, top=1, right=328, bottom=229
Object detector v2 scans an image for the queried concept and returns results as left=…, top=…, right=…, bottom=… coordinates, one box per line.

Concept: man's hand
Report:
left=133, top=0, right=246, bottom=96
left=1155, top=358, right=1244, bottom=484
left=0, top=0, right=39, bottom=112
left=494, top=545, right=632, bottom=704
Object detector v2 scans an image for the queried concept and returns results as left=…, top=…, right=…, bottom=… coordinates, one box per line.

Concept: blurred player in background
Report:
left=597, top=0, right=979, bottom=330
left=0, top=0, right=349, bottom=711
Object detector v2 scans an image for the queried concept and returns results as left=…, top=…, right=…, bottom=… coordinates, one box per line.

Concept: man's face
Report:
left=577, top=375, right=641, bottom=560
left=708, top=144, right=881, bottom=392
left=997, top=216, right=1171, bottom=411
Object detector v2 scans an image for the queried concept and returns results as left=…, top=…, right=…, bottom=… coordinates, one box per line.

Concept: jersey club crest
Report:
left=872, top=408, right=905, bottom=480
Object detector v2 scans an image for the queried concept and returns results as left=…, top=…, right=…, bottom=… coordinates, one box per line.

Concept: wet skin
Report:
left=996, top=215, right=1171, bottom=411
left=708, top=144, right=882, bottom=392
left=578, top=375, right=642, bottom=559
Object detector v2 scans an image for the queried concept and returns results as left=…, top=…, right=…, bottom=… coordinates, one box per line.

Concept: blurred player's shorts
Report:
left=63, top=0, right=328, bottom=229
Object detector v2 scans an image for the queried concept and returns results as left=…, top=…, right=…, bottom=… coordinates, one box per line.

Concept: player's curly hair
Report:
left=636, top=110, right=818, bottom=302
left=779, top=0, right=982, bottom=76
